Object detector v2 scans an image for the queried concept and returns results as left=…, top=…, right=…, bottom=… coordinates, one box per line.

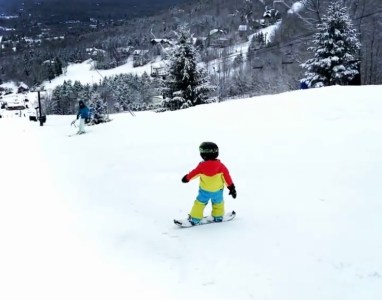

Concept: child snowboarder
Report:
left=71, top=100, right=90, bottom=134
left=181, top=141, right=237, bottom=225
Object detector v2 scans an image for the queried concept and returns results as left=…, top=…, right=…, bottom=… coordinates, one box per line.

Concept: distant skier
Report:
left=71, top=100, right=90, bottom=134
left=181, top=142, right=237, bottom=225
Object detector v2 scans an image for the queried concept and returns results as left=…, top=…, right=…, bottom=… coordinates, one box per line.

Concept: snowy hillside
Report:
left=41, top=57, right=155, bottom=91
left=37, top=22, right=281, bottom=92
left=1, top=85, right=382, bottom=300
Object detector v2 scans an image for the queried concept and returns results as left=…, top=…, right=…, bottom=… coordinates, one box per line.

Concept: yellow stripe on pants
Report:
left=212, top=201, right=224, bottom=218
left=190, top=200, right=225, bottom=220
left=190, top=200, right=206, bottom=220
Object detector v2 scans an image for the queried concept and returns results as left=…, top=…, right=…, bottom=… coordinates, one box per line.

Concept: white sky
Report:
left=1, top=84, right=382, bottom=300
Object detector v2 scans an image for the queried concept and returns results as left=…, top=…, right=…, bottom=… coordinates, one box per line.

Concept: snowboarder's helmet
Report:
left=199, top=141, right=219, bottom=160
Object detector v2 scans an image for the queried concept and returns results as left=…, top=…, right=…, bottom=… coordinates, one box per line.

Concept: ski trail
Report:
left=0, top=119, right=177, bottom=300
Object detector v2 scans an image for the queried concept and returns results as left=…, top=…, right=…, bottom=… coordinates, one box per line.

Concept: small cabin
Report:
left=238, top=25, right=248, bottom=38
left=17, top=83, right=29, bottom=94
left=208, top=29, right=229, bottom=48
left=85, top=47, right=106, bottom=58
left=150, top=39, right=173, bottom=55
left=150, top=39, right=173, bottom=47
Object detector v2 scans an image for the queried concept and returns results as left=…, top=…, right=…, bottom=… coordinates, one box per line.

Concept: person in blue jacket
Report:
left=71, top=100, right=90, bottom=134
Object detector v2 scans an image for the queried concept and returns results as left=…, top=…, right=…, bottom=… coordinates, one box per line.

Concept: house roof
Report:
left=150, top=39, right=173, bottom=45
left=18, top=82, right=29, bottom=89
left=133, top=50, right=149, bottom=55
left=117, top=46, right=133, bottom=52
left=85, top=47, right=106, bottom=54
left=151, top=61, right=166, bottom=68
left=238, top=25, right=248, bottom=31
left=209, top=29, right=224, bottom=35
left=193, top=37, right=207, bottom=44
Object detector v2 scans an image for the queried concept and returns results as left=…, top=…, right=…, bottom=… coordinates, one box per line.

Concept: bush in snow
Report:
left=300, top=0, right=361, bottom=88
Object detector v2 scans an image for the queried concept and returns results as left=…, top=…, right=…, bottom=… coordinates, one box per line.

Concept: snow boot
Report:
left=188, top=214, right=200, bottom=226
left=213, top=216, right=223, bottom=222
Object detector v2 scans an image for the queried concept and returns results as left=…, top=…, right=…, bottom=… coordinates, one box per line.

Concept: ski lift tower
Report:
left=36, top=87, right=47, bottom=126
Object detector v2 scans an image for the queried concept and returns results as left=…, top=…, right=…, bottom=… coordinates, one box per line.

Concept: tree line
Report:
left=44, top=72, right=160, bottom=116
left=1, top=0, right=381, bottom=99
left=45, top=0, right=363, bottom=119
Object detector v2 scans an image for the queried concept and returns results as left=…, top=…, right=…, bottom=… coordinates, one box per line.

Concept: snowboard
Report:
left=174, top=211, right=236, bottom=228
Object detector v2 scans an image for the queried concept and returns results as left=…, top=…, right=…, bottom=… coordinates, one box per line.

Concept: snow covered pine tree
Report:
left=88, top=91, right=108, bottom=124
left=301, top=0, right=361, bottom=88
left=162, top=26, right=215, bottom=111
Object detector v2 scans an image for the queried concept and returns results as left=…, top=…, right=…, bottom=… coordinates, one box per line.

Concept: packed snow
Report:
left=1, top=84, right=382, bottom=300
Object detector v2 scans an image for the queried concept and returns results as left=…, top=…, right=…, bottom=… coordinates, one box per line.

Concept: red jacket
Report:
left=185, top=159, right=234, bottom=192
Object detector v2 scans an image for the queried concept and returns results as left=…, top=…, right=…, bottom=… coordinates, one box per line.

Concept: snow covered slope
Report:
left=0, top=85, right=382, bottom=300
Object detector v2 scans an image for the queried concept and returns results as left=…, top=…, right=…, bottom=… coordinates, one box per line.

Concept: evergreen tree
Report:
left=128, top=74, right=141, bottom=105
left=232, top=52, right=245, bottom=74
left=73, top=80, right=83, bottom=99
left=47, top=64, right=55, bottom=82
left=113, top=74, right=131, bottom=111
left=48, top=86, right=61, bottom=114
left=77, top=83, right=92, bottom=112
left=89, top=91, right=108, bottom=124
left=162, top=27, right=215, bottom=111
left=54, top=57, right=63, bottom=77
left=140, top=72, right=155, bottom=105
left=301, top=0, right=361, bottom=88
left=60, top=80, right=73, bottom=114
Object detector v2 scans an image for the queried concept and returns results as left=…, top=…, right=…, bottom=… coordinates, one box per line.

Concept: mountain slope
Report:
left=1, top=85, right=382, bottom=300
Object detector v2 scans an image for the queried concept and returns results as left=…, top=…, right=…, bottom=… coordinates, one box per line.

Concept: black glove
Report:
left=181, top=175, right=189, bottom=183
left=228, top=184, right=237, bottom=199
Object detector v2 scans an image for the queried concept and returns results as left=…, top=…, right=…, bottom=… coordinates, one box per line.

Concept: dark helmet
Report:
left=79, top=100, right=85, bottom=107
left=199, top=141, right=219, bottom=160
